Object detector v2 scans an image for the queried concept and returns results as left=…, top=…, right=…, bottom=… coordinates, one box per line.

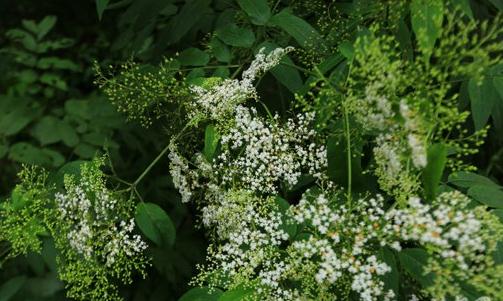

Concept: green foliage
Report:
left=1, top=0, right=503, bottom=300
left=135, top=202, right=176, bottom=247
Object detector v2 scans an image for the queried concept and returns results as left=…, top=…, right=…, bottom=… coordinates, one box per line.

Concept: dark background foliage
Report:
left=0, top=0, right=502, bottom=300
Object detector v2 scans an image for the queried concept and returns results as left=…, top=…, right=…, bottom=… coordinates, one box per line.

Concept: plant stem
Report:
left=343, top=105, right=352, bottom=203
left=133, top=143, right=171, bottom=186
left=132, top=123, right=191, bottom=187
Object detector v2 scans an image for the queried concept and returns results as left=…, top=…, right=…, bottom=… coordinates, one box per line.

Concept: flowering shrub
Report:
left=1, top=1, right=503, bottom=301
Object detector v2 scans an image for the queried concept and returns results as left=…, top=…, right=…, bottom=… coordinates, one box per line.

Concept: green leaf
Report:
left=96, top=0, right=110, bottom=20
left=31, top=116, right=62, bottom=145
left=59, top=121, right=79, bottom=147
left=448, top=171, right=498, bottom=189
left=21, top=20, right=39, bottom=34
left=73, top=143, right=97, bottom=159
left=36, top=16, right=57, bottom=40
left=203, top=125, right=220, bottom=161
left=398, top=248, right=434, bottom=287
left=6, top=29, right=37, bottom=52
left=410, top=0, right=443, bottom=60
left=37, top=57, right=81, bottom=71
left=0, top=276, right=27, bottom=301
left=42, top=149, right=65, bottom=167
left=24, top=274, right=63, bottom=297
left=237, top=0, right=271, bottom=25
left=0, top=143, right=7, bottom=159
left=493, top=209, right=503, bottom=222
left=0, top=98, right=36, bottom=136
left=259, top=42, right=303, bottom=93
left=216, top=24, right=255, bottom=48
left=269, top=9, right=321, bottom=48
left=48, top=160, right=86, bottom=190
left=488, top=0, right=503, bottom=10
left=423, top=143, right=447, bottom=200
left=468, top=77, right=498, bottom=130
left=274, top=196, right=297, bottom=239
left=136, top=202, right=176, bottom=247
left=179, top=287, right=223, bottom=301
left=178, top=48, right=210, bottom=66
left=40, top=73, right=68, bottom=91
left=213, top=67, right=230, bottom=78
left=339, top=41, right=354, bottom=60
left=490, top=71, right=503, bottom=132
left=457, top=0, right=474, bottom=19
left=8, top=143, right=52, bottom=166
left=218, top=287, right=254, bottom=301
left=65, top=99, right=91, bottom=119
left=467, top=185, right=503, bottom=208
left=210, top=38, right=232, bottom=63
left=378, top=247, right=399, bottom=295
left=159, top=0, right=211, bottom=46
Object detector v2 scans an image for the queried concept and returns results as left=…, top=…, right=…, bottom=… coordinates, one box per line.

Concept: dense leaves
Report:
left=1, top=0, right=502, bottom=300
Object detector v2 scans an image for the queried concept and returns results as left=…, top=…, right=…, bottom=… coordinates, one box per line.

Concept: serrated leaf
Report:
left=457, top=0, right=473, bottom=19
left=423, top=143, right=447, bottom=201
left=491, top=74, right=503, bottom=132
left=0, top=105, right=35, bottom=136
left=274, top=196, right=297, bottom=239
left=259, top=42, right=303, bottom=93
left=8, top=143, right=52, bottom=166
left=378, top=247, right=399, bottom=295
left=59, top=121, right=79, bottom=147
left=398, top=248, right=435, bottom=287
left=269, top=9, right=321, bottom=48
left=339, top=41, right=354, bottom=60
left=216, top=24, right=255, bottom=48
left=37, top=57, right=81, bottom=71
left=73, top=143, right=97, bottom=159
left=218, top=287, right=254, bottom=301
left=448, top=171, right=498, bottom=189
left=36, top=16, right=57, bottom=40
left=410, top=0, right=443, bottom=60
left=237, top=0, right=271, bottom=25
left=210, top=38, right=231, bottom=63
left=31, top=116, right=61, bottom=145
left=48, top=160, right=86, bottom=190
left=203, top=125, right=220, bottom=161
left=136, top=202, right=176, bottom=247
left=468, top=77, right=497, bottom=130
left=213, top=67, right=230, bottom=78
left=467, top=185, right=503, bottom=208
left=42, top=148, right=65, bottom=167
left=178, top=48, right=210, bottom=66
left=158, top=0, right=211, bottom=47
left=40, top=73, right=67, bottom=91
left=493, top=209, right=503, bottom=222
left=179, top=287, right=223, bottom=301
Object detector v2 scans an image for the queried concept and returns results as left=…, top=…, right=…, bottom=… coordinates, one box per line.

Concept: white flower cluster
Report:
left=290, top=193, right=396, bottom=301
left=188, top=47, right=294, bottom=121
left=168, top=143, right=196, bottom=203
left=350, top=81, right=428, bottom=198
left=354, top=83, right=395, bottom=131
left=388, top=191, right=486, bottom=270
left=284, top=190, right=492, bottom=301
left=214, top=105, right=326, bottom=194
left=400, top=100, right=427, bottom=168
left=373, top=133, right=402, bottom=179
left=203, top=194, right=298, bottom=300
left=55, top=180, right=147, bottom=264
